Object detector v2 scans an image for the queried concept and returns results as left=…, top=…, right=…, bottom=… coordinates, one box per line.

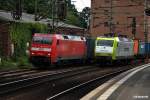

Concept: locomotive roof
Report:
left=96, top=36, right=133, bottom=42
left=33, top=33, right=86, bottom=41
left=34, top=33, right=52, bottom=37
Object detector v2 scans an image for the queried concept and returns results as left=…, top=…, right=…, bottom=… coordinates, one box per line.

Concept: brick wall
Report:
left=91, top=0, right=150, bottom=41
left=0, top=21, right=11, bottom=58
left=56, top=27, right=85, bottom=36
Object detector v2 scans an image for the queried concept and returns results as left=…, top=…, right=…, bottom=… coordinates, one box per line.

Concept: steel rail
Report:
left=0, top=69, right=33, bottom=76
left=46, top=67, right=134, bottom=100
left=0, top=66, right=98, bottom=95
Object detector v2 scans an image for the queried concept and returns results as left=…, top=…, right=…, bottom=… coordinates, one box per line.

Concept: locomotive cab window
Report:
left=81, top=37, right=84, bottom=40
left=97, top=40, right=114, bottom=47
left=33, top=36, right=53, bottom=45
left=63, top=36, right=69, bottom=39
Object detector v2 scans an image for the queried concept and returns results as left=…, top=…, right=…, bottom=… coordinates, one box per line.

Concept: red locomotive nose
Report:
left=29, top=33, right=53, bottom=64
left=30, top=45, right=52, bottom=56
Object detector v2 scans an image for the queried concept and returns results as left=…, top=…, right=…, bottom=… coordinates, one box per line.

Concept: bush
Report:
left=0, top=58, right=18, bottom=69
left=0, top=57, right=33, bottom=69
left=10, top=23, right=32, bottom=59
left=17, top=56, right=33, bottom=69
left=0, top=22, right=48, bottom=69
left=10, top=22, right=48, bottom=60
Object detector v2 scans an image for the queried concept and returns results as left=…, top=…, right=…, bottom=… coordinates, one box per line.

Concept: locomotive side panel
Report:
left=56, top=36, right=87, bottom=62
left=133, top=40, right=139, bottom=56
left=116, top=41, right=134, bottom=59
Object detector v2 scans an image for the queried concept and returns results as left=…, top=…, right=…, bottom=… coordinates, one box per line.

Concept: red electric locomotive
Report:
left=29, top=33, right=87, bottom=66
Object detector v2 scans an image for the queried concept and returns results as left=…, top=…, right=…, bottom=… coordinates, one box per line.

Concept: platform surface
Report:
left=81, top=64, right=150, bottom=100
left=106, top=66, right=150, bottom=100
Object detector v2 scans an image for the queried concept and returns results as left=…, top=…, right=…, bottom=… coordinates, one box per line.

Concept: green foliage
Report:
left=23, top=0, right=35, bottom=14
left=0, top=0, right=84, bottom=27
left=10, top=22, right=48, bottom=60
left=10, top=23, right=31, bottom=58
left=0, top=22, right=48, bottom=69
left=79, top=18, right=87, bottom=28
left=0, top=0, right=16, bottom=11
left=17, top=56, right=33, bottom=68
left=65, top=10, right=80, bottom=26
left=30, top=23, right=48, bottom=33
left=79, top=7, right=91, bottom=28
left=0, top=57, right=33, bottom=69
left=0, top=58, right=18, bottom=69
left=0, top=21, right=48, bottom=69
left=24, top=0, right=51, bottom=19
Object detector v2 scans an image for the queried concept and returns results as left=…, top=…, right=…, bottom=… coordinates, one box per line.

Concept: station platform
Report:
left=81, top=63, right=150, bottom=100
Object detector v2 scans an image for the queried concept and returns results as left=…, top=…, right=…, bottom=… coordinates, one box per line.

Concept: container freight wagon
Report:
left=138, top=42, right=145, bottom=55
left=133, top=39, right=139, bottom=56
left=86, top=37, right=96, bottom=63
left=137, top=41, right=146, bottom=59
left=133, top=39, right=146, bottom=59
left=29, top=33, right=87, bottom=66
left=145, top=43, right=150, bottom=57
left=95, top=37, right=134, bottom=63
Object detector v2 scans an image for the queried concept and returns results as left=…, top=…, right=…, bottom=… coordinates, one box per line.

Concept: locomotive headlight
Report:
left=43, top=48, right=51, bottom=52
left=31, top=52, right=35, bottom=55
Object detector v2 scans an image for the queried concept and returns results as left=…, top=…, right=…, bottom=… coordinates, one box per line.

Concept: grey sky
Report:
left=72, top=0, right=91, bottom=12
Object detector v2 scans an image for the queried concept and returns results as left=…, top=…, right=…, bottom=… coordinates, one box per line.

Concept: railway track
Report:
left=0, top=68, right=39, bottom=84
left=0, top=65, right=99, bottom=95
left=46, top=64, right=144, bottom=100
left=0, top=70, right=43, bottom=84
left=0, top=67, right=98, bottom=84
left=0, top=62, right=146, bottom=100
left=0, top=66, right=94, bottom=84
left=0, top=69, right=34, bottom=76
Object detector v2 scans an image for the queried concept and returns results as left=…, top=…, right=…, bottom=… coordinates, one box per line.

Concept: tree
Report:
left=24, top=0, right=51, bottom=20
left=0, top=0, right=82, bottom=27
left=0, top=0, right=16, bottom=11
left=57, top=0, right=67, bottom=20
left=66, top=0, right=71, bottom=7
left=79, top=7, right=91, bottom=28
left=65, top=10, right=80, bottom=26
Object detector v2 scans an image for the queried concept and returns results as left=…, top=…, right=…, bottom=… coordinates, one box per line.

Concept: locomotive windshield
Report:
left=33, top=36, right=52, bottom=45
left=97, top=40, right=114, bottom=47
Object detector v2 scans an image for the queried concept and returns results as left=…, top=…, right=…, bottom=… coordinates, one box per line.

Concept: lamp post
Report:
left=12, top=0, right=22, bottom=20
left=34, top=0, right=38, bottom=21
left=144, top=0, right=148, bottom=43
left=144, top=0, right=149, bottom=62
left=128, top=17, right=136, bottom=39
